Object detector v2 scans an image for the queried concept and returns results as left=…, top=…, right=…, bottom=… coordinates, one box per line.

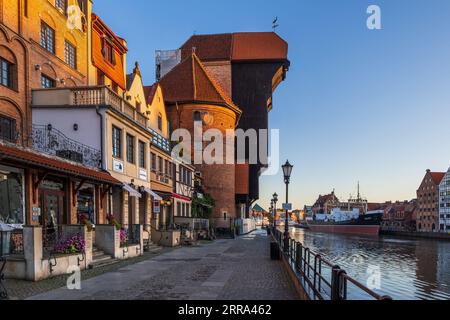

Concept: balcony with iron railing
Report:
left=32, top=86, right=148, bottom=128
left=32, top=124, right=102, bottom=169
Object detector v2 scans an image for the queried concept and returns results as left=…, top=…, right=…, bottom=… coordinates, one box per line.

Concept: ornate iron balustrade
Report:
left=32, top=124, right=102, bottom=168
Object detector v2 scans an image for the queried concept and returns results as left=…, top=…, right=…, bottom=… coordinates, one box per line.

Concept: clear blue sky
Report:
left=93, top=0, right=450, bottom=209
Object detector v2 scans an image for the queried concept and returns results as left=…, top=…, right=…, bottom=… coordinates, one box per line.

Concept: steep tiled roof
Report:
left=126, top=73, right=135, bottom=90
left=144, top=84, right=158, bottom=105
left=180, top=33, right=232, bottom=61
left=314, top=192, right=339, bottom=207
left=159, top=53, right=241, bottom=117
left=430, top=172, right=446, bottom=185
left=0, top=142, right=120, bottom=185
left=180, top=32, right=288, bottom=62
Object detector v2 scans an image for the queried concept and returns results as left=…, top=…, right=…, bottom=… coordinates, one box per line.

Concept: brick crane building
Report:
left=159, top=32, right=290, bottom=227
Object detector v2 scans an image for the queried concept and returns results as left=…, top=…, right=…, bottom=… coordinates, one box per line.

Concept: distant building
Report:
left=312, top=191, right=339, bottom=214
left=381, top=200, right=417, bottom=232
left=416, top=170, right=445, bottom=232
left=439, top=168, right=450, bottom=232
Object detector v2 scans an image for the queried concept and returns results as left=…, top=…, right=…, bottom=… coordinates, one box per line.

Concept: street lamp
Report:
left=269, top=200, right=274, bottom=229
left=272, top=193, right=278, bottom=229
left=282, top=160, right=293, bottom=252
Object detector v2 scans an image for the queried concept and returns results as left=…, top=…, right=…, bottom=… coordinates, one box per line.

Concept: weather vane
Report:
left=272, top=17, right=279, bottom=31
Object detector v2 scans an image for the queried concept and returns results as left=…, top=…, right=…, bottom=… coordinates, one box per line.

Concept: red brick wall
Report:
left=167, top=102, right=238, bottom=223
left=416, top=171, right=440, bottom=232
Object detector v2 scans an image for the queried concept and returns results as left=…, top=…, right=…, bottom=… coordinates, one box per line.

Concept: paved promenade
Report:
left=27, top=229, right=299, bottom=300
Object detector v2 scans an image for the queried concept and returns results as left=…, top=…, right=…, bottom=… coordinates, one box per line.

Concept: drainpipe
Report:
left=96, top=106, right=107, bottom=170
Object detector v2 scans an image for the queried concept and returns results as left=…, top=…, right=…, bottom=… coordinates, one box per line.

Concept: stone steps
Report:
left=144, top=239, right=162, bottom=253
left=89, top=247, right=119, bottom=269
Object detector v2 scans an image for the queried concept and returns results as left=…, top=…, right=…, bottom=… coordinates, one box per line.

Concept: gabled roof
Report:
left=313, top=192, right=339, bottom=207
left=126, top=62, right=143, bottom=91
left=430, top=172, right=446, bottom=185
left=159, top=53, right=241, bottom=118
left=144, top=83, right=159, bottom=105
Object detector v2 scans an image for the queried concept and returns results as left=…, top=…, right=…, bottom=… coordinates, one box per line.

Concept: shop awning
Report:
left=0, top=143, right=121, bottom=185
left=172, top=193, right=192, bottom=202
left=123, top=184, right=142, bottom=198
left=143, top=188, right=162, bottom=201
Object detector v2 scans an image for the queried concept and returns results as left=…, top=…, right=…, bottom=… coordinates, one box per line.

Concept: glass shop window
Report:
left=0, top=169, right=24, bottom=225
left=77, top=184, right=96, bottom=224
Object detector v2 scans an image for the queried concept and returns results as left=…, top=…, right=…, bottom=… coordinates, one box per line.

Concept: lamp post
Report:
left=272, top=193, right=278, bottom=229
left=282, top=160, right=293, bottom=252
left=269, top=200, right=273, bottom=230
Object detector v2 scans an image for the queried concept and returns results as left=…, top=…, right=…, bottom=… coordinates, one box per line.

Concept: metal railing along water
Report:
left=271, top=228, right=392, bottom=301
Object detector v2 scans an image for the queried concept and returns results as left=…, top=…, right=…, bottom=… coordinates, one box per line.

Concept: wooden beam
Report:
left=72, top=179, right=87, bottom=207
left=33, top=172, right=49, bottom=203
left=101, top=184, right=112, bottom=200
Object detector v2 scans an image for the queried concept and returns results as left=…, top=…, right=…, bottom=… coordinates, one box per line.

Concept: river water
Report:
left=289, top=228, right=450, bottom=300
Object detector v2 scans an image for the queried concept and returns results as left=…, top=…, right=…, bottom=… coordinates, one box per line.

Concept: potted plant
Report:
left=79, top=213, right=94, bottom=232
left=54, top=234, right=86, bottom=255
left=106, top=214, right=122, bottom=231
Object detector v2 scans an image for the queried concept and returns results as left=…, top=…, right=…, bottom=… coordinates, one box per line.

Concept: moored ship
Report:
left=307, top=183, right=383, bottom=236
left=307, top=209, right=383, bottom=236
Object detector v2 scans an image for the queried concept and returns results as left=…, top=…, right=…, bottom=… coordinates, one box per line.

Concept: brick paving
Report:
left=7, top=230, right=299, bottom=300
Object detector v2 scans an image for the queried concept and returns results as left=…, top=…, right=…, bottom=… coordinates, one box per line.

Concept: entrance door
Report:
left=40, top=190, right=65, bottom=250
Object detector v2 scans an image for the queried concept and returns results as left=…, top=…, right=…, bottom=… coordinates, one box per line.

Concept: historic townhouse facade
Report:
left=32, top=13, right=153, bottom=254
left=143, top=83, right=174, bottom=229
left=0, top=1, right=144, bottom=281
left=381, top=200, right=417, bottom=232
left=439, top=168, right=450, bottom=232
left=416, top=170, right=445, bottom=232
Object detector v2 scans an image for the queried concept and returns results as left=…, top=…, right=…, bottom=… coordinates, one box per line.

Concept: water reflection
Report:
left=289, top=228, right=450, bottom=300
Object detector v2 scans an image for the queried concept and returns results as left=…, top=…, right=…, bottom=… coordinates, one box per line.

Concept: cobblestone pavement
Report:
left=23, top=230, right=299, bottom=300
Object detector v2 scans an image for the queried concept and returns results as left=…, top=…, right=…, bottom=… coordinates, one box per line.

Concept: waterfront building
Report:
left=312, top=191, right=340, bottom=214
left=439, top=167, right=450, bottom=232
left=158, top=33, right=290, bottom=230
left=160, top=52, right=242, bottom=231
left=416, top=169, right=445, bottom=232
left=0, top=1, right=144, bottom=281
left=381, top=200, right=417, bottom=232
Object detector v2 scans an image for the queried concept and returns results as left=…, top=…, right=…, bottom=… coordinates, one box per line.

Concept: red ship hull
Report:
left=307, top=224, right=380, bottom=236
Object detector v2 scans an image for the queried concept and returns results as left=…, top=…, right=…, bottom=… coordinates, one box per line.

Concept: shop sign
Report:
left=113, top=159, right=124, bottom=173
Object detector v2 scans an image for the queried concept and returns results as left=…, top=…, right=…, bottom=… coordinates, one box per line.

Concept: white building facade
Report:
left=439, top=168, right=450, bottom=232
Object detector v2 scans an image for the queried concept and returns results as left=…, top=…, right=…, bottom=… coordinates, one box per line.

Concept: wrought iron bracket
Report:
left=72, top=179, right=87, bottom=207
left=33, top=172, right=49, bottom=203
left=77, top=252, right=86, bottom=267
left=49, top=255, right=57, bottom=274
